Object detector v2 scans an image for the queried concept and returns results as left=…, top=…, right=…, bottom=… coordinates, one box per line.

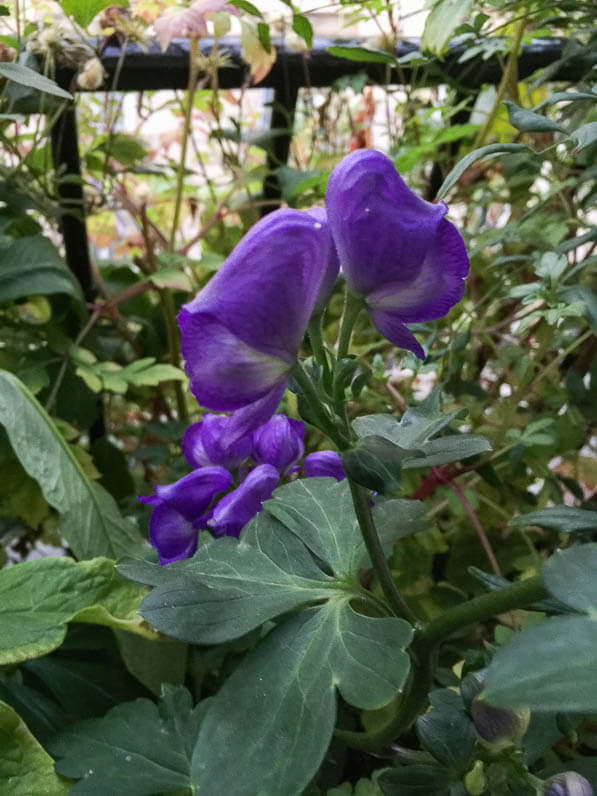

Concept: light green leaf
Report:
left=0, top=61, right=72, bottom=99
left=149, top=268, right=192, bottom=291
left=61, top=0, right=129, bottom=28
left=293, top=13, right=313, bottom=48
left=327, top=45, right=396, bottom=64
left=510, top=506, right=597, bottom=534
left=505, top=101, right=564, bottom=133
left=436, top=143, right=529, bottom=199
left=571, top=122, right=597, bottom=153
left=0, top=556, right=152, bottom=665
left=484, top=615, right=597, bottom=712
left=115, top=631, right=187, bottom=696
left=190, top=601, right=412, bottom=795
left=542, top=544, right=597, bottom=615
left=0, top=701, right=69, bottom=795
left=50, top=685, right=202, bottom=795
left=229, top=0, right=262, bottom=16
left=421, top=0, right=473, bottom=56
left=0, top=235, right=83, bottom=304
left=0, top=370, right=144, bottom=559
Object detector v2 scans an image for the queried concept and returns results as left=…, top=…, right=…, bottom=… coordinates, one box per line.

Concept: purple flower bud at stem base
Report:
left=304, top=450, right=345, bottom=481
left=252, top=415, right=305, bottom=475
left=209, top=464, right=279, bottom=538
left=182, top=413, right=253, bottom=470
left=543, top=773, right=594, bottom=796
left=471, top=695, right=530, bottom=751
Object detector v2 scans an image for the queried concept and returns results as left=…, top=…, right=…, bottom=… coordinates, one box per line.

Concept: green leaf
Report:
left=0, top=556, right=151, bottom=665
left=93, top=132, right=147, bottom=165
left=421, top=0, right=473, bottom=56
left=509, top=506, right=597, bottom=533
left=292, top=13, right=313, bottom=48
left=0, top=61, right=72, bottom=99
left=149, top=268, right=192, bottom=291
left=60, top=0, right=128, bottom=28
left=342, top=436, right=408, bottom=493
left=416, top=689, right=476, bottom=770
left=327, top=45, right=396, bottom=64
left=505, top=101, right=564, bottom=133
left=229, top=0, right=262, bottom=16
left=436, top=143, right=529, bottom=199
left=0, top=370, right=144, bottom=559
left=256, top=21, right=271, bottom=53
left=0, top=235, right=83, bottom=304
left=190, top=601, right=412, bottom=795
left=115, top=631, right=187, bottom=696
left=50, top=685, right=202, bottom=794
left=0, top=701, right=69, bottom=795
left=542, top=544, right=597, bottom=615
left=570, top=122, right=597, bottom=153
left=483, top=615, right=597, bottom=712
left=377, top=763, right=453, bottom=794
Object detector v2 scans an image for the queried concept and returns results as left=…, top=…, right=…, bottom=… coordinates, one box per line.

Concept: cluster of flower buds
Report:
left=141, top=410, right=345, bottom=563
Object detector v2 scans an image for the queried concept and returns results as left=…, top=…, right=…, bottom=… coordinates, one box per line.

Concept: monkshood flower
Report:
left=182, top=413, right=253, bottom=471
left=179, top=209, right=334, bottom=439
left=209, top=464, right=279, bottom=537
left=252, top=415, right=305, bottom=475
left=471, top=695, right=530, bottom=751
left=543, top=773, right=593, bottom=796
left=326, top=149, right=470, bottom=359
left=140, top=467, right=232, bottom=564
left=304, top=450, right=345, bottom=481
left=307, top=207, right=340, bottom=313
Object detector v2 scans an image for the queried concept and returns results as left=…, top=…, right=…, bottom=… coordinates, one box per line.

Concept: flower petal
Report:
left=221, top=383, right=287, bottom=445
left=326, top=149, right=448, bottom=298
left=154, top=466, right=232, bottom=520
left=307, top=207, right=340, bottom=313
left=182, top=415, right=253, bottom=470
left=210, top=464, right=279, bottom=538
left=303, top=450, right=345, bottom=481
left=367, top=218, right=469, bottom=322
left=148, top=502, right=198, bottom=565
left=252, top=415, right=305, bottom=474
left=367, top=308, right=426, bottom=360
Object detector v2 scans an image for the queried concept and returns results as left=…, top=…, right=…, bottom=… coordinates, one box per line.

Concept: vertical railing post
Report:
left=261, top=74, right=299, bottom=214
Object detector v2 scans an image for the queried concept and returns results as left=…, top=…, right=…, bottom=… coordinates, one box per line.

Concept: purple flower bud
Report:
left=326, top=149, right=470, bottom=359
left=471, top=695, right=530, bottom=751
left=139, top=466, right=232, bottom=564
left=182, top=413, right=253, bottom=470
left=252, top=415, right=305, bottom=475
left=307, top=207, right=340, bottom=313
left=544, top=773, right=594, bottom=796
left=179, top=209, right=333, bottom=437
left=210, top=463, right=279, bottom=538
left=304, top=450, right=345, bottom=481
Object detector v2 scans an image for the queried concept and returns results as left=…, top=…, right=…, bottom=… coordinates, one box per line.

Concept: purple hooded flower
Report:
left=304, top=450, right=345, bottom=481
left=140, top=466, right=232, bottom=564
left=252, top=415, right=305, bottom=475
left=179, top=209, right=334, bottom=440
left=543, top=773, right=594, bottom=796
left=209, top=463, right=279, bottom=538
left=326, top=149, right=470, bottom=359
left=307, top=207, right=340, bottom=313
left=182, top=413, right=253, bottom=470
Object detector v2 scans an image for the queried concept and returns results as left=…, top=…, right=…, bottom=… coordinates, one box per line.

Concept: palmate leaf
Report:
left=0, top=556, right=153, bottom=665
left=0, top=370, right=144, bottom=559
left=117, top=477, right=415, bottom=795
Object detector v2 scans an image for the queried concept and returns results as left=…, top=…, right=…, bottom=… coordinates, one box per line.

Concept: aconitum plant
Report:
left=71, top=149, right=594, bottom=795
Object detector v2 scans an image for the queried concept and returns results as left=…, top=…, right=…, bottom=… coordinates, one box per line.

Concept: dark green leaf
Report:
left=327, top=45, right=396, bottom=65
left=570, top=122, right=597, bottom=152
left=505, top=101, right=564, bottom=133
left=0, top=370, right=144, bottom=559
left=342, top=436, right=407, bottom=493
left=0, top=61, right=72, bottom=99
left=436, top=143, right=529, bottom=199
left=50, top=685, right=202, bottom=794
left=0, top=235, right=83, bottom=304
left=293, top=14, right=313, bottom=48
left=484, top=615, right=597, bottom=712
left=190, top=602, right=412, bottom=795
left=510, top=506, right=597, bottom=533
left=416, top=689, right=476, bottom=770
left=257, top=21, right=271, bottom=52
left=542, top=544, right=597, bottom=614
left=60, top=0, right=128, bottom=28
left=0, top=556, right=151, bottom=665
left=377, top=763, right=452, bottom=794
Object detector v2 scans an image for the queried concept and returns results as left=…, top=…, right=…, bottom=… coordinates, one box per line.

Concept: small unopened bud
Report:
left=77, top=57, right=105, bottom=90
left=543, top=772, right=593, bottom=796
left=471, top=695, right=530, bottom=751
left=464, top=760, right=487, bottom=796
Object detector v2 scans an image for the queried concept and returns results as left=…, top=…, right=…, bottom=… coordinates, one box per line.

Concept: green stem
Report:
left=158, top=289, right=188, bottom=422
left=290, top=360, right=349, bottom=448
left=473, top=10, right=528, bottom=149
left=169, top=37, right=199, bottom=251
left=336, top=289, right=364, bottom=362
left=308, top=313, right=332, bottom=387
left=336, top=575, right=547, bottom=751
left=348, top=479, right=418, bottom=625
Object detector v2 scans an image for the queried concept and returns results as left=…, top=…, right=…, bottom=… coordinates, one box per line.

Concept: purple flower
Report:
left=326, top=149, right=470, bottom=359
left=544, top=773, right=594, bottom=796
left=140, top=467, right=232, bottom=564
left=252, top=415, right=305, bottom=475
left=209, top=464, right=279, bottom=538
left=179, top=209, right=333, bottom=439
left=304, top=450, right=345, bottom=481
left=307, top=207, right=340, bottom=313
left=182, top=413, right=253, bottom=470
